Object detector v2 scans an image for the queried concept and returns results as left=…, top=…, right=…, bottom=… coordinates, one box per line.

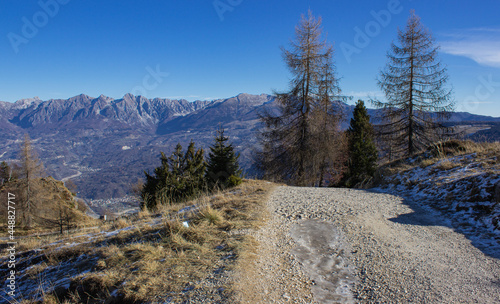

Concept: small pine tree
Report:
left=342, top=100, right=378, bottom=187
left=206, top=126, right=242, bottom=189
left=167, top=143, right=187, bottom=200
left=141, top=142, right=206, bottom=210
left=184, top=141, right=207, bottom=195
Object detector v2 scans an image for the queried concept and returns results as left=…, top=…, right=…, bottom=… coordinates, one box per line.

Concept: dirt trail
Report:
left=236, top=186, right=500, bottom=303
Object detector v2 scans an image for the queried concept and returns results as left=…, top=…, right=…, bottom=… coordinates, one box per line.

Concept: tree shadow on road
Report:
left=366, top=188, right=500, bottom=260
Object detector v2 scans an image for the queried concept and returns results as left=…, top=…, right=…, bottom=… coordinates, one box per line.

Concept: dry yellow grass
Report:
left=24, top=262, right=49, bottom=280
left=44, top=243, right=91, bottom=266
left=419, top=158, right=436, bottom=168
left=429, top=139, right=500, bottom=158
left=196, top=205, right=225, bottom=225
left=136, top=207, right=151, bottom=219
left=435, top=159, right=460, bottom=171
left=24, top=179, right=277, bottom=303
left=376, top=140, right=500, bottom=183
left=371, top=140, right=500, bottom=190
left=113, top=217, right=131, bottom=229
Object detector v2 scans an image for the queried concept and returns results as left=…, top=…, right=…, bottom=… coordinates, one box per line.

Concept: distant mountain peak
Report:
left=123, top=93, right=136, bottom=100
left=70, top=93, right=93, bottom=100
left=98, top=94, right=113, bottom=100
left=237, top=92, right=252, bottom=97
left=14, top=97, right=42, bottom=109
left=16, top=96, right=41, bottom=102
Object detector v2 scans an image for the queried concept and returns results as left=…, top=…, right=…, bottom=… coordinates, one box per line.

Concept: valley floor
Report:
left=238, top=186, right=500, bottom=303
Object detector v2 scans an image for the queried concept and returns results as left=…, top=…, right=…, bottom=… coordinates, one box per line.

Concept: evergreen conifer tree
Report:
left=185, top=141, right=207, bottom=194
left=342, top=100, right=378, bottom=187
left=141, top=142, right=206, bottom=210
left=206, top=126, right=242, bottom=189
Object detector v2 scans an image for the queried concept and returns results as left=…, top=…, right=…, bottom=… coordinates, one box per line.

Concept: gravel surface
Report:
left=238, top=186, right=500, bottom=303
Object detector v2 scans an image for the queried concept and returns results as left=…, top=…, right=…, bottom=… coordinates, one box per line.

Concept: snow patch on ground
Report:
left=291, top=220, right=356, bottom=303
left=375, top=152, right=500, bottom=257
left=0, top=200, right=213, bottom=302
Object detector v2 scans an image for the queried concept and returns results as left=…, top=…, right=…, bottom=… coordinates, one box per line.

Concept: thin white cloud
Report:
left=440, top=28, right=500, bottom=68
left=348, top=91, right=384, bottom=99
left=468, top=27, right=500, bottom=33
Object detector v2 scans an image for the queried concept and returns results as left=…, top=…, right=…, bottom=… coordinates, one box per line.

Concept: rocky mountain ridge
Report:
left=1, top=93, right=217, bottom=130
left=0, top=93, right=275, bottom=202
left=0, top=92, right=498, bottom=205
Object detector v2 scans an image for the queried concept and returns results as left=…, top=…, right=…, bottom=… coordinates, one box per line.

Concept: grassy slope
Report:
left=3, top=179, right=275, bottom=304
left=374, top=140, right=500, bottom=247
left=0, top=176, right=98, bottom=236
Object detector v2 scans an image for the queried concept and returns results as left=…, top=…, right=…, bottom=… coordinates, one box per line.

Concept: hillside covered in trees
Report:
left=0, top=135, right=96, bottom=233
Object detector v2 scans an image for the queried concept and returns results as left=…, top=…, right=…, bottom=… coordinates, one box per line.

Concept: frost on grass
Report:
left=0, top=180, right=274, bottom=303
left=376, top=150, right=500, bottom=257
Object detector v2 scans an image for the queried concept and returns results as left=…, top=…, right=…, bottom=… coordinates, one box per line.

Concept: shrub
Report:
left=197, top=206, right=225, bottom=226
left=428, top=140, right=467, bottom=157
left=227, top=175, right=243, bottom=187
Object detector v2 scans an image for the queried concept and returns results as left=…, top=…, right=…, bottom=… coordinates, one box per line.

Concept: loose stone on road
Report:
left=240, top=186, right=500, bottom=303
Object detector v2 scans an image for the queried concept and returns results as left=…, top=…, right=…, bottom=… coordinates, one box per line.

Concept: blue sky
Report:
left=1, top=0, right=499, bottom=116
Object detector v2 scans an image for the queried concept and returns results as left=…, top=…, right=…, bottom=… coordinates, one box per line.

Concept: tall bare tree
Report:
left=373, top=11, right=454, bottom=157
left=256, top=10, right=345, bottom=186
left=19, top=134, right=45, bottom=227
left=312, top=54, right=346, bottom=186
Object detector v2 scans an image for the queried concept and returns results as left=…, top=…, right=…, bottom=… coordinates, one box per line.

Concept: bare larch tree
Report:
left=311, top=52, right=346, bottom=186
left=19, top=134, right=45, bottom=227
left=256, top=10, right=345, bottom=186
left=373, top=10, right=454, bottom=157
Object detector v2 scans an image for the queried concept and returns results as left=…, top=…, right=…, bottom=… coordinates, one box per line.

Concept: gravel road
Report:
left=238, top=186, right=500, bottom=303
